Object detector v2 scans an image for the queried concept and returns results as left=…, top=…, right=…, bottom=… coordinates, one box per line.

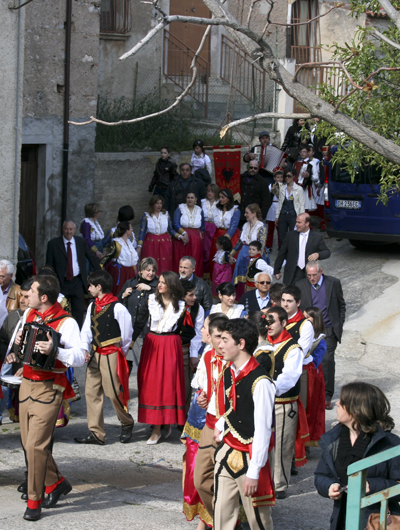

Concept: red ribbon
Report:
left=183, top=308, right=194, bottom=327
left=95, top=343, right=130, bottom=407
left=288, top=309, right=305, bottom=324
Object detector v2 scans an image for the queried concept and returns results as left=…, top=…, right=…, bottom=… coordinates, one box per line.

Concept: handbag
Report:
left=366, top=511, right=400, bottom=529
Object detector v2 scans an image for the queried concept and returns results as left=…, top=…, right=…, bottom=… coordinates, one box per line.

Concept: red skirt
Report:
left=172, top=228, right=204, bottom=277
left=305, top=363, right=326, bottom=445
left=137, top=332, right=186, bottom=425
left=105, top=262, right=135, bottom=296
left=203, top=222, right=217, bottom=277
left=209, top=227, right=240, bottom=279
left=141, top=233, right=173, bottom=275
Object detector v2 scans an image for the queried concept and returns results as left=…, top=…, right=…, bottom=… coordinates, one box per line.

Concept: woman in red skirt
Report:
left=137, top=271, right=186, bottom=444
left=201, top=183, right=220, bottom=278
left=137, top=195, right=182, bottom=275
left=173, top=191, right=205, bottom=277
left=104, top=222, right=138, bottom=296
left=209, top=189, right=241, bottom=280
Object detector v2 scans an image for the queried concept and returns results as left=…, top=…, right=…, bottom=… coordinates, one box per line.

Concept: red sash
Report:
left=204, top=348, right=225, bottom=429
left=295, top=397, right=310, bottom=467
left=267, top=328, right=292, bottom=345
left=287, top=310, right=305, bottom=324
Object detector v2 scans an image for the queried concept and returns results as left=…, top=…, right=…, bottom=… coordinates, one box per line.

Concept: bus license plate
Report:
left=335, top=200, right=361, bottom=210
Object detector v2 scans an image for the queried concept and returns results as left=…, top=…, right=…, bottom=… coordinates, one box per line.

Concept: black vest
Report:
left=177, top=302, right=200, bottom=346
left=286, top=318, right=307, bottom=344
left=223, top=364, right=272, bottom=444
left=246, top=255, right=263, bottom=281
left=90, top=301, right=121, bottom=349
left=254, top=347, right=274, bottom=378
left=273, top=337, right=301, bottom=401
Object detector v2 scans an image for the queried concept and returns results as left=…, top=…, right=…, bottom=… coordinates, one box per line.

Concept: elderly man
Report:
left=295, top=261, right=346, bottom=410
left=178, top=256, right=212, bottom=314
left=45, top=220, right=100, bottom=327
left=239, top=272, right=273, bottom=313
left=274, top=213, right=330, bottom=285
left=0, top=260, right=21, bottom=313
left=164, top=163, right=206, bottom=218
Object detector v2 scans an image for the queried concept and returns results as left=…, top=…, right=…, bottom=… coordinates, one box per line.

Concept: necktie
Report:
left=66, top=242, right=74, bottom=281
left=298, top=233, right=306, bottom=270
left=314, top=284, right=320, bottom=290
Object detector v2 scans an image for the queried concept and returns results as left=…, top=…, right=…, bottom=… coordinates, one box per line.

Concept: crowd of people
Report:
left=0, top=127, right=399, bottom=530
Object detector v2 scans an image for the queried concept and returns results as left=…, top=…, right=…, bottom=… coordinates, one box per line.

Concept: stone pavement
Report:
left=1, top=238, right=400, bottom=529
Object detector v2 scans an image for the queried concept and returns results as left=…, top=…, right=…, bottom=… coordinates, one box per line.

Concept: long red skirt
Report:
left=212, top=263, right=232, bottom=297
left=105, top=262, right=135, bottom=296
left=141, top=233, right=173, bottom=275
left=172, top=228, right=204, bottom=277
left=203, top=222, right=217, bottom=278
left=209, top=227, right=240, bottom=279
left=137, top=333, right=186, bottom=425
left=305, top=363, right=326, bottom=445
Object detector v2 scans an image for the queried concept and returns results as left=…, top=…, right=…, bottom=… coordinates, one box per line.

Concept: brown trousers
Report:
left=182, top=345, right=193, bottom=414
left=193, top=424, right=217, bottom=518
left=19, top=378, right=64, bottom=501
left=86, top=351, right=133, bottom=442
left=214, top=443, right=273, bottom=530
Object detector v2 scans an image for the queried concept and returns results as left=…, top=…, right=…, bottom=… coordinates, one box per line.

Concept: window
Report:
left=290, top=0, right=321, bottom=64
left=100, top=0, right=132, bottom=34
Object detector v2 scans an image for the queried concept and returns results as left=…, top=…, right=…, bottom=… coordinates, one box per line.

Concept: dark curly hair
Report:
left=155, top=271, right=184, bottom=312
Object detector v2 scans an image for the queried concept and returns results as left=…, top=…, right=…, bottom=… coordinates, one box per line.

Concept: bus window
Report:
left=332, top=163, right=363, bottom=184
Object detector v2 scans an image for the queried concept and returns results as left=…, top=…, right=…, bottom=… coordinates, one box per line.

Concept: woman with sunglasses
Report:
left=275, top=169, right=305, bottom=246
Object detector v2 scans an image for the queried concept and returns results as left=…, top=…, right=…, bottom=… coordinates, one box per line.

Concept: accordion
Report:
left=17, top=322, right=61, bottom=371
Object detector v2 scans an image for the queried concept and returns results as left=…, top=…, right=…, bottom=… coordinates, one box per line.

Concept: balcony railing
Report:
left=100, top=0, right=132, bottom=34
left=291, top=45, right=322, bottom=65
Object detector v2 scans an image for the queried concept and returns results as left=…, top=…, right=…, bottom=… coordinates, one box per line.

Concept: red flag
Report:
left=213, top=145, right=242, bottom=201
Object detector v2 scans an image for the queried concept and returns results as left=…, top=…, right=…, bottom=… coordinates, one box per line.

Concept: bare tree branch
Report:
left=220, top=113, right=312, bottom=138
left=246, top=0, right=261, bottom=27
left=377, top=0, right=400, bottom=32
left=119, top=20, right=168, bottom=61
left=373, top=28, right=400, bottom=50
left=267, top=3, right=341, bottom=26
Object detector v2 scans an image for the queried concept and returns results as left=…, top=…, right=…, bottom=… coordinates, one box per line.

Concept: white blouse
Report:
left=240, top=220, right=264, bottom=245
left=148, top=294, right=185, bottom=333
left=111, top=225, right=137, bottom=247
left=145, top=212, right=169, bottom=235
left=210, top=302, right=244, bottom=319
left=213, top=205, right=238, bottom=229
left=178, top=204, right=202, bottom=229
left=82, top=217, right=104, bottom=240
left=201, top=198, right=218, bottom=222
left=113, top=238, right=138, bottom=267
left=213, top=249, right=228, bottom=265
left=190, top=152, right=212, bottom=175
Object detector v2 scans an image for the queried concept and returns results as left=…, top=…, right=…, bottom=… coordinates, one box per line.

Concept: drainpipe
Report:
left=13, top=0, right=22, bottom=264
left=61, top=0, right=72, bottom=229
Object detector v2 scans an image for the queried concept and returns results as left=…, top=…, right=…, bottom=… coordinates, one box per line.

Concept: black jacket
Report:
left=315, top=424, right=400, bottom=530
left=274, top=230, right=331, bottom=285
left=239, top=290, right=272, bottom=313
left=0, top=308, right=23, bottom=368
left=118, top=276, right=158, bottom=341
left=239, top=172, right=272, bottom=220
left=148, top=157, right=178, bottom=192
left=45, top=236, right=100, bottom=291
left=164, top=176, right=206, bottom=218
left=295, top=275, right=346, bottom=342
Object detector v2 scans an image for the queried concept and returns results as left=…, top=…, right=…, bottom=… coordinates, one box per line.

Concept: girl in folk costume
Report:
left=212, top=236, right=232, bottom=297
left=109, top=205, right=135, bottom=241
left=209, top=189, right=240, bottom=279
left=303, top=307, right=326, bottom=445
left=103, top=222, right=138, bottom=296
left=190, top=139, right=212, bottom=178
left=137, top=195, right=182, bottom=275
left=210, top=282, right=245, bottom=319
left=294, top=144, right=319, bottom=212
left=80, top=202, right=108, bottom=273
left=231, top=203, right=268, bottom=299
left=201, top=183, right=220, bottom=277
left=137, top=272, right=186, bottom=444
left=173, top=191, right=205, bottom=277
left=266, top=170, right=284, bottom=251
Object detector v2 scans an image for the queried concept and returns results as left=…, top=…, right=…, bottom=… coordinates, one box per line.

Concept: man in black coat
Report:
left=178, top=256, right=212, bottom=314
left=295, top=261, right=346, bottom=410
left=164, top=163, right=206, bottom=218
left=239, top=161, right=272, bottom=225
left=239, top=272, right=273, bottom=313
left=45, top=220, right=100, bottom=327
left=274, top=213, right=331, bottom=285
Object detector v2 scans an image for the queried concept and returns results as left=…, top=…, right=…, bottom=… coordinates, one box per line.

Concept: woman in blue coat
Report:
left=315, top=382, right=400, bottom=530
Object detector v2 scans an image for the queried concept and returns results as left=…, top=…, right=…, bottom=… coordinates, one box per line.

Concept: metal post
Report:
left=133, top=61, right=138, bottom=111
left=61, top=0, right=72, bottom=229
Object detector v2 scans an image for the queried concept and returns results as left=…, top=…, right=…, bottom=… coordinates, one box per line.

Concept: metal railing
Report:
left=100, top=0, right=132, bottom=34
left=291, top=45, right=322, bottom=64
left=346, top=445, right=400, bottom=529
left=220, top=34, right=266, bottom=112
left=296, top=65, right=347, bottom=97
left=163, top=30, right=209, bottom=116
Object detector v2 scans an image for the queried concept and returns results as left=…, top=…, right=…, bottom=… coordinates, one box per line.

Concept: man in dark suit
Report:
left=46, top=220, right=100, bottom=327
left=239, top=272, right=273, bottom=313
left=274, top=213, right=330, bottom=285
left=295, top=261, right=346, bottom=410
left=239, top=161, right=272, bottom=226
left=164, top=163, right=206, bottom=219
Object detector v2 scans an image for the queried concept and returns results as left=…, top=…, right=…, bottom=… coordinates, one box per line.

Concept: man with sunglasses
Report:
left=239, top=272, right=273, bottom=313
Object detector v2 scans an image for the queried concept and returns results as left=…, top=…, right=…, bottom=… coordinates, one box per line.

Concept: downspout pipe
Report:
left=61, top=0, right=72, bottom=229
left=13, top=0, right=22, bottom=264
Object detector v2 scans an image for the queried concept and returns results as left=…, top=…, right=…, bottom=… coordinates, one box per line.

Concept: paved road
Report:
left=1, top=237, right=399, bottom=529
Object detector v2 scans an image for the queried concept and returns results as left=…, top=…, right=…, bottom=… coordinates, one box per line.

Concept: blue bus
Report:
left=324, top=155, right=400, bottom=248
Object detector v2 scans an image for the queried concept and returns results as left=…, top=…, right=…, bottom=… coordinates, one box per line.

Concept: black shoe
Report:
left=21, top=492, right=28, bottom=501
left=120, top=423, right=134, bottom=444
left=42, top=479, right=72, bottom=508
left=275, top=490, right=287, bottom=499
left=18, top=480, right=27, bottom=493
left=23, top=506, right=41, bottom=521
left=74, top=431, right=104, bottom=445
left=291, top=459, right=298, bottom=476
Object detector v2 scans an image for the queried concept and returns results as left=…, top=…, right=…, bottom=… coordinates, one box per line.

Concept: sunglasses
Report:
left=257, top=281, right=271, bottom=285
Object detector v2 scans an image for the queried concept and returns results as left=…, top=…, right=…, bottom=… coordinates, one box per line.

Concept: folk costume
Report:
left=244, top=254, right=274, bottom=293
left=137, top=211, right=180, bottom=275
left=80, top=294, right=134, bottom=443
left=294, top=157, right=319, bottom=212
left=137, top=294, right=186, bottom=425
left=266, top=182, right=281, bottom=249
left=176, top=300, right=205, bottom=412
left=232, top=220, right=269, bottom=299
left=104, top=237, right=139, bottom=296
left=210, top=303, right=245, bottom=319
left=19, top=302, right=85, bottom=510
left=173, top=204, right=205, bottom=277
left=286, top=309, right=314, bottom=359
left=214, top=357, right=276, bottom=530
left=267, top=328, right=308, bottom=495
left=209, top=205, right=240, bottom=279
left=212, top=249, right=232, bottom=297
left=201, top=198, right=218, bottom=277
left=80, top=217, right=109, bottom=256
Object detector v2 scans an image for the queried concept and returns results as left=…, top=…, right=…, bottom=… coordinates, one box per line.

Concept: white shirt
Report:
left=190, top=152, right=212, bottom=175
left=288, top=310, right=314, bottom=358
left=21, top=308, right=85, bottom=368
left=81, top=302, right=133, bottom=356
left=215, top=358, right=276, bottom=480
left=148, top=294, right=185, bottom=333
left=201, top=198, right=218, bottom=223
left=178, top=204, right=202, bottom=229
left=273, top=341, right=303, bottom=397
left=240, top=220, right=264, bottom=245
left=213, top=205, right=238, bottom=229
left=253, top=259, right=274, bottom=277
left=63, top=236, right=80, bottom=277
left=113, top=238, right=138, bottom=267
left=210, top=303, right=244, bottom=319
left=297, top=230, right=310, bottom=269
left=145, top=211, right=169, bottom=235
left=192, top=345, right=225, bottom=417
left=255, top=290, right=271, bottom=310
left=188, top=304, right=205, bottom=358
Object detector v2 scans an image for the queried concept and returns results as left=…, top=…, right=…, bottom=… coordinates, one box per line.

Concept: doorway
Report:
left=20, top=145, right=38, bottom=254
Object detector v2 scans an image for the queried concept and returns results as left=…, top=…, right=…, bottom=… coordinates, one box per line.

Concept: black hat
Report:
left=259, top=131, right=270, bottom=138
